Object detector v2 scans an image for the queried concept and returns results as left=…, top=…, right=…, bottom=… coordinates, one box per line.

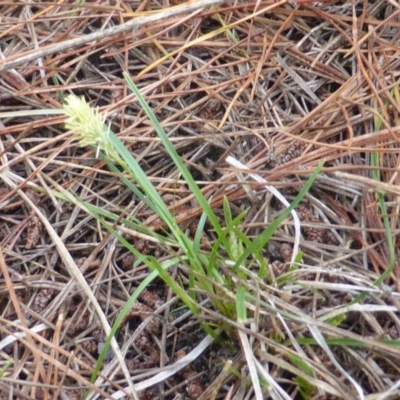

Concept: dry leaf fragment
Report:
left=32, top=288, right=55, bottom=313
left=25, top=213, right=42, bottom=249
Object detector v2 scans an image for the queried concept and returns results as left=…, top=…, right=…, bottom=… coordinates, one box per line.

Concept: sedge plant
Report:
left=63, top=72, right=323, bottom=388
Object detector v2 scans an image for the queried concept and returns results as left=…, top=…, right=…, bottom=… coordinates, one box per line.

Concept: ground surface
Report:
left=1, top=1, right=400, bottom=399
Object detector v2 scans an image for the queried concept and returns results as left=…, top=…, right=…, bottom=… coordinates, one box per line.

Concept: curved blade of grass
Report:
left=124, top=72, right=223, bottom=238
left=88, top=214, right=181, bottom=389
left=89, top=259, right=175, bottom=394
left=233, top=161, right=323, bottom=272
left=105, top=133, right=178, bottom=232
left=105, top=130, right=207, bottom=272
left=101, top=152, right=161, bottom=213
left=193, top=210, right=208, bottom=253
left=234, top=229, right=264, bottom=271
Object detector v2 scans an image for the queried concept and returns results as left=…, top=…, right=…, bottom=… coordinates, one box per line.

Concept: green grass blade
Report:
left=193, top=210, right=208, bottom=253
left=90, top=256, right=176, bottom=387
left=0, top=358, right=13, bottom=379
left=236, top=285, right=247, bottom=321
left=233, top=162, right=323, bottom=271
left=123, top=72, right=223, bottom=237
